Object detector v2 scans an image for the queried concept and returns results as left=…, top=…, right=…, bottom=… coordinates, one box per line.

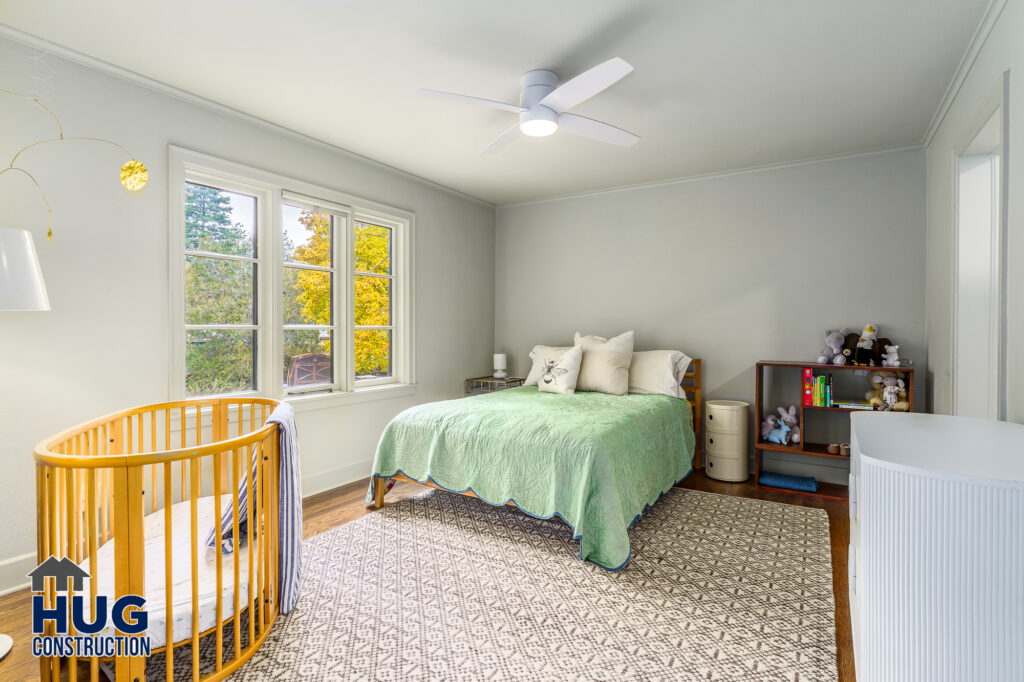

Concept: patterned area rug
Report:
left=193, top=488, right=836, bottom=681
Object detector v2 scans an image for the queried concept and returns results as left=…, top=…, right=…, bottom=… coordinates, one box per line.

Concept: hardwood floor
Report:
left=0, top=472, right=853, bottom=681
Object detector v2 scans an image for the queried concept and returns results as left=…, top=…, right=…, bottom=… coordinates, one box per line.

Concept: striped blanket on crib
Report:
left=205, top=402, right=302, bottom=614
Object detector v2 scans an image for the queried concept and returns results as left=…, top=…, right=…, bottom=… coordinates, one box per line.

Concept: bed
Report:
left=368, top=359, right=701, bottom=570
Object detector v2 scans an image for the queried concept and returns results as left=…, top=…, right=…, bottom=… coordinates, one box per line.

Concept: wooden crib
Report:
left=34, top=398, right=281, bottom=682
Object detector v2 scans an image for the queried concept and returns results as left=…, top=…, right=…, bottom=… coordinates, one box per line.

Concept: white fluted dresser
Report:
left=849, top=411, right=1024, bottom=682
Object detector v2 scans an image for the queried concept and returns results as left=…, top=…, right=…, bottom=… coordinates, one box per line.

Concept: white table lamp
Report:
left=493, top=353, right=507, bottom=379
left=0, top=227, right=50, bottom=311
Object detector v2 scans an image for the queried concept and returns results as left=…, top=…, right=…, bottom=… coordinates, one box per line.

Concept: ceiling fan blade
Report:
left=539, top=57, right=634, bottom=113
left=558, top=113, right=640, bottom=147
left=482, top=123, right=522, bottom=156
left=418, top=89, right=526, bottom=113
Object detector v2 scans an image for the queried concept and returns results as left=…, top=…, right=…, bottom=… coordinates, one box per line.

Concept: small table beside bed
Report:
left=368, top=357, right=702, bottom=571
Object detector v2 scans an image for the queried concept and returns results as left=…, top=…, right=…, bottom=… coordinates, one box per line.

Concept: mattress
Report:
left=368, top=385, right=696, bottom=569
left=79, top=496, right=257, bottom=649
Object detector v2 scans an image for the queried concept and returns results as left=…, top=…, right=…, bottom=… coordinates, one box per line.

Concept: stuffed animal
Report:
left=765, top=420, right=792, bottom=445
left=760, top=415, right=778, bottom=440
left=853, top=324, right=880, bottom=366
left=777, top=405, right=800, bottom=444
left=846, top=324, right=898, bottom=367
left=865, top=371, right=910, bottom=411
left=881, top=344, right=900, bottom=367
left=816, top=328, right=849, bottom=365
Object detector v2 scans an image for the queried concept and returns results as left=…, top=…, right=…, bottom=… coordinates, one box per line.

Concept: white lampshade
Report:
left=493, top=353, right=507, bottom=370
left=0, top=227, right=50, bottom=311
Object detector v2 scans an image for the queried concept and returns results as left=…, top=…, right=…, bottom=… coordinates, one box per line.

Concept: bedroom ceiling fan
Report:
left=419, top=57, right=640, bottom=155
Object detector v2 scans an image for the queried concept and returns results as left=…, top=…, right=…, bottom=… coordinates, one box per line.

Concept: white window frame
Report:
left=280, top=192, right=348, bottom=397
left=353, top=212, right=407, bottom=389
left=168, top=146, right=415, bottom=409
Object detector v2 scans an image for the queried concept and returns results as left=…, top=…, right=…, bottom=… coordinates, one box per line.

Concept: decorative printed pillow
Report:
left=628, top=350, right=693, bottom=398
left=533, top=345, right=583, bottom=394
left=572, top=331, right=635, bottom=395
left=524, top=345, right=574, bottom=385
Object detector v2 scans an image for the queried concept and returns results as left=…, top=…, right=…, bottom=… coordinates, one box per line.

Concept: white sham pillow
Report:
left=628, top=350, right=693, bottom=398
left=532, top=345, right=583, bottom=395
left=572, top=331, right=635, bottom=395
left=525, top=345, right=573, bottom=385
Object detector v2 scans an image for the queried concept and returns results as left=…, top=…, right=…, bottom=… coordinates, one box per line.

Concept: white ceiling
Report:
left=0, top=0, right=990, bottom=205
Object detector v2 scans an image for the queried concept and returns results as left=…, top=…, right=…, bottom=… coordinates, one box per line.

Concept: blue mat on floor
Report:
left=759, top=471, right=818, bottom=492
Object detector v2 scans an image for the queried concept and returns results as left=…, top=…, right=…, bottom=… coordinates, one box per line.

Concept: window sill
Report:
left=285, top=383, right=417, bottom=413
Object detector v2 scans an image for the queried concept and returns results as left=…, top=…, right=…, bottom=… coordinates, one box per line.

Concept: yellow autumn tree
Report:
left=290, top=212, right=392, bottom=377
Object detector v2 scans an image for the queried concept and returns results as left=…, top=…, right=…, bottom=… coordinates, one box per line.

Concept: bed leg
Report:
left=373, top=476, right=386, bottom=509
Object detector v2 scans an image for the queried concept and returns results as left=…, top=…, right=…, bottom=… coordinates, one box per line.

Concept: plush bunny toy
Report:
left=777, top=405, right=800, bottom=444
left=765, top=420, right=792, bottom=445
left=760, top=415, right=778, bottom=440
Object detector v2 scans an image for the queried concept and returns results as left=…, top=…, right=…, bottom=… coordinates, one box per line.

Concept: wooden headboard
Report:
left=682, top=358, right=703, bottom=469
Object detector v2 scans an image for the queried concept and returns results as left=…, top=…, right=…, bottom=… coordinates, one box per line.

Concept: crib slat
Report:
left=99, top=427, right=109, bottom=544
left=57, top=466, right=65, bottom=559
left=47, top=466, right=60, bottom=682
left=180, top=406, right=187, bottom=502
left=112, top=466, right=146, bottom=682
left=65, top=461, right=78, bottom=682
left=195, top=405, right=202, bottom=494
left=246, top=437, right=256, bottom=647
left=213, top=450, right=224, bottom=673
left=37, top=465, right=49, bottom=682
left=88, top=470, right=100, bottom=682
left=164, top=461, right=174, bottom=681
left=270, top=434, right=279, bottom=614
left=76, top=467, right=84, bottom=560
left=256, top=438, right=264, bottom=634
left=190, top=458, right=200, bottom=681
left=232, top=445, right=241, bottom=660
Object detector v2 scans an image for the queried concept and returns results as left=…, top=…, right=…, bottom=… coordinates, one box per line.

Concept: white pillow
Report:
left=525, top=345, right=573, bottom=385
left=532, top=346, right=583, bottom=395
left=572, top=331, right=635, bottom=395
left=628, top=350, right=693, bottom=398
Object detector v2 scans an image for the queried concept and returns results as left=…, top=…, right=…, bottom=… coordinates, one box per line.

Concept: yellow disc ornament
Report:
left=119, top=160, right=148, bottom=191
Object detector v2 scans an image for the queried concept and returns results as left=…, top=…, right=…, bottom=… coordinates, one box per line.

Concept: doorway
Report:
left=953, top=78, right=1008, bottom=420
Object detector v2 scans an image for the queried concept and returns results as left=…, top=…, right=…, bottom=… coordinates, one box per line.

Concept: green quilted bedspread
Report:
left=366, top=386, right=695, bottom=569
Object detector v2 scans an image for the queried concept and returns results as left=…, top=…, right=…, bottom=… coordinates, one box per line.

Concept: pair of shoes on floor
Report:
left=827, top=443, right=851, bottom=456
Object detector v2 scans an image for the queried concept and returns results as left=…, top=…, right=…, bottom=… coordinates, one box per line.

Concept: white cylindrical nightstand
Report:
left=704, top=400, right=750, bottom=482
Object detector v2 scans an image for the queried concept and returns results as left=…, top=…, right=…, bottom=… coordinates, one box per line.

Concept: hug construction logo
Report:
left=29, top=556, right=151, bottom=658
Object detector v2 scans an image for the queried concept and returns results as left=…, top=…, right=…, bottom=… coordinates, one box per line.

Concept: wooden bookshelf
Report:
left=754, top=360, right=916, bottom=500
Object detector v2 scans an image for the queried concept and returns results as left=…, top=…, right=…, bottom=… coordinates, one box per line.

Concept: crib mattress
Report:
left=79, top=496, right=258, bottom=650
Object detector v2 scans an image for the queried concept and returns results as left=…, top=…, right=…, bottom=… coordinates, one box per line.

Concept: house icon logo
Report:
left=28, top=556, right=90, bottom=593
left=28, top=556, right=151, bottom=659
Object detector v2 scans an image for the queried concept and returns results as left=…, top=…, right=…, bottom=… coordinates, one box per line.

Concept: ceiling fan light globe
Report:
left=519, top=105, right=559, bottom=137
left=520, top=119, right=558, bottom=137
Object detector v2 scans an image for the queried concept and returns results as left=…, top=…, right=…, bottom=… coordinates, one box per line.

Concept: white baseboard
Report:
left=0, top=551, right=36, bottom=596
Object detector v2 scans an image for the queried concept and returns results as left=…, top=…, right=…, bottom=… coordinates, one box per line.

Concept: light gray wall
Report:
left=0, top=36, right=495, bottom=592
left=496, top=147, right=926, bottom=483
left=925, top=0, right=1023, bottom=421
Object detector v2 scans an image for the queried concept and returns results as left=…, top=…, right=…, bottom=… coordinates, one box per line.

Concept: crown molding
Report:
left=921, top=0, right=1008, bottom=147
left=0, top=22, right=495, bottom=210
left=497, top=144, right=923, bottom=209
